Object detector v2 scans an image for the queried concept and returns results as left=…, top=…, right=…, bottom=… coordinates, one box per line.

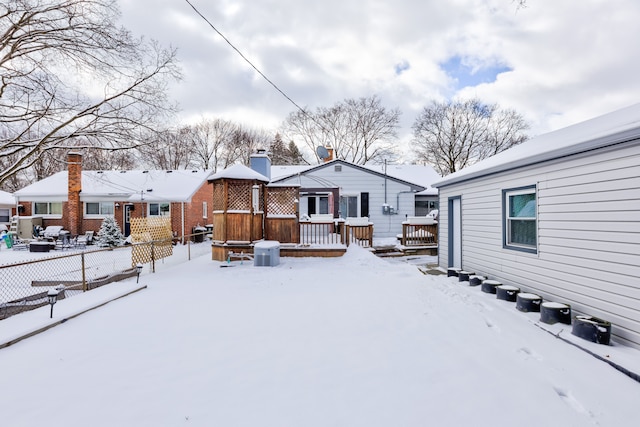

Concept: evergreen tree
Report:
left=270, top=133, right=288, bottom=164
left=96, top=216, right=125, bottom=247
left=287, top=140, right=305, bottom=164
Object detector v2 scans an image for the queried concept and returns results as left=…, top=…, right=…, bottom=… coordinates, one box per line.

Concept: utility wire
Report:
left=183, top=0, right=309, bottom=117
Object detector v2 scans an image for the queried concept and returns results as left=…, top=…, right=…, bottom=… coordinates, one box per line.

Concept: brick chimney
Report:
left=324, top=147, right=334, bottom=163
left=67, top=152, right=83, bottom=236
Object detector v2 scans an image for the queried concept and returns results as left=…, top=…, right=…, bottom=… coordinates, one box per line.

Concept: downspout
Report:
left=181, top=202, right=185, bottom=244
left=384, top=160, right=388, bottom=205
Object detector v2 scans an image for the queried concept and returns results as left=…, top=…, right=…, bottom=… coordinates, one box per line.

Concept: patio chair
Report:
left=75, top=231, right=94, bottom=248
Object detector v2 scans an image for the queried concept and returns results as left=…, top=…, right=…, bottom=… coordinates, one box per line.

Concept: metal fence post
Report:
left=81, top=252, right=87, bottom=292
left=151, top=241, right=156, bottom=273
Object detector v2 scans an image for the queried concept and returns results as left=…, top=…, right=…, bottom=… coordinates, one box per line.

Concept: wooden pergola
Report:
left=208, top=165, right=300, bottom=261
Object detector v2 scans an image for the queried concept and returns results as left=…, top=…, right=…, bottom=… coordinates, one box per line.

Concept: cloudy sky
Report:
left=118, top=0, right=640, bottom=156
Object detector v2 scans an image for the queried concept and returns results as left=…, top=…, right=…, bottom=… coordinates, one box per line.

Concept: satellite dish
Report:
left=316, top=146, right=329, bottom=159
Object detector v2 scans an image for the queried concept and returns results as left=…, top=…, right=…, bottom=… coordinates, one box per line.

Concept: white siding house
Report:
left=433, top=104, right=640, bottom=349
left=271, top=160, right=439, bottom=238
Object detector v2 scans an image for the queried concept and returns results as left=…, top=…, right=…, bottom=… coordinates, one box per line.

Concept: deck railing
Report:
left=299, top=220, right=374, bottom=248
left=299, top=221, right=342, bottom=245
left=401, top=218, right=438, bottom=247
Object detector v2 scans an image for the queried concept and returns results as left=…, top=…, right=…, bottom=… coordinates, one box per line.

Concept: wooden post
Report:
left=222, top=180, right=229, bottom=243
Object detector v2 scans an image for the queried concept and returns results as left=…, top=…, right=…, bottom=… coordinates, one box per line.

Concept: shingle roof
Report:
left=14, top=170, right=212, bottom=202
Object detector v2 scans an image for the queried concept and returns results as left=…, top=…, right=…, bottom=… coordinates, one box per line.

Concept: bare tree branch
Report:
left=282, top=95, right=400, bottom=165
left=412, top=99, right=529, bottom=175
left=0, top=0, right=181, bottom=186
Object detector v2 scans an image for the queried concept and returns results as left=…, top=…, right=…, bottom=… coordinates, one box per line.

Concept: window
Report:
left=307, top=196, right=329, bottom=215
left=415, top=198, right=439, bottom=216
left=202, top=201, right=208, bottom=219
left=34, top=202, right=62, bottom=216
left=149, top=202, right=170, bottom=216
left=0, top=208, right=9, bottom=223
left=339, top=195, right=358, bottom=218
left=503, top=186, right=537, bottom=253
left=85, top=202, right=114, bottom=216
left=360, top=192, right=369, bottom=217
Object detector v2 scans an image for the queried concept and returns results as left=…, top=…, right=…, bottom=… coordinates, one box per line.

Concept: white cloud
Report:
left=118, top=0, right=640, bottom=150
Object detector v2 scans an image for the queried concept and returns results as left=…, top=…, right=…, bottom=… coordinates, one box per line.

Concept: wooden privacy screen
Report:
left=228, top=181, right=252, bottom=211
left=266, top=187, right=297, bottom=216
left=130, top=216, right=173, bottom=266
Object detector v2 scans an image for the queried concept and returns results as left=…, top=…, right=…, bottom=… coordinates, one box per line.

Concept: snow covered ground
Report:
left=0, top=244, right=638, bottom=426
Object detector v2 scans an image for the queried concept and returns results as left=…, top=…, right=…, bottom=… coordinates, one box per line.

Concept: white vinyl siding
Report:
left=437, top=142, right=640, bottom=349
left=276, top=163, right=420, bottom=238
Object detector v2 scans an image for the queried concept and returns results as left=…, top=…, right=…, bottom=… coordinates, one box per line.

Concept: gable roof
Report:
left=271, top=159, right=439, bottom=194
left=433, top=102, right=640, bottom=188
left=14, top=170, right=212, bottom=203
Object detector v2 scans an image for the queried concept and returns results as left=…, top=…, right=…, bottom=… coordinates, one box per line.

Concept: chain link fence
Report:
left=0, top=233, right=212, bottom=321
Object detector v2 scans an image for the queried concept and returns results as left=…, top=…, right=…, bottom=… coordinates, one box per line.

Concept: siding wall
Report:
left=277, top=163, right=418, bottom=238
left=438, top=142, right=640, bottom=348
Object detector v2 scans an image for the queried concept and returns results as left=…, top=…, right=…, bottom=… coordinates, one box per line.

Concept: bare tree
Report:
left=185, top=118, right=238, bottom=172
left=80, top=146, right=138, bottom=171
left=412, top=99, right=529, bottom=175
left=282, top=95, right=400, bottom=164
left=136, top=129, right=196, bottom=170
left=343, top=96, right=400, bottom=164
left=0, top=0, right=181, bottom=186
left=228, top=126, right=272, bottom=166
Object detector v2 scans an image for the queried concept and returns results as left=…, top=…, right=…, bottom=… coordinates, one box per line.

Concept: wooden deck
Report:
left=212, top=242, right=346, bottom=261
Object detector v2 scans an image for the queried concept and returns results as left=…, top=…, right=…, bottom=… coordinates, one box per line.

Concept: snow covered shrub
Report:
left=96, top=216, right=125, bottom=247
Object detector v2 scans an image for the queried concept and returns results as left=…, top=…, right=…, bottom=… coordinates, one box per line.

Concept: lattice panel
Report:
left=129, top=217, right=173, bottom=265
left=267, top=187, right=297, bottom=215
left=212, top=182, right=225, bottom=211
left=227, top=181, right=251, bottom=210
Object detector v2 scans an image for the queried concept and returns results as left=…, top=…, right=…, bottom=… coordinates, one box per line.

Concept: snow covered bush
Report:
left=96, top=216, right=125, bottom=247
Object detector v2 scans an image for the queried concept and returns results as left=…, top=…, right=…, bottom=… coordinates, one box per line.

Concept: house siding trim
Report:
left=437, top=141, right=640, bottom=348
left=447, top=196, right=462, bottom=269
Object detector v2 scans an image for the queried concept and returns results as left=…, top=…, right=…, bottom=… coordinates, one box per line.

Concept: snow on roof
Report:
left=207, top=164, right=269, bottom=182
left=433, top=102, right=640, bottom=187
left=14, top=170, right=212, bottom=202
left=270, top=165, right=312, bottom=181
left=0, top=190, right=15, bottom=206
left=271, top=161, right=440, bottom=195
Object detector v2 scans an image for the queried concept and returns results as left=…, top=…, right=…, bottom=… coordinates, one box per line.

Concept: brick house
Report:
left=13, top=153, right=213, bottom=240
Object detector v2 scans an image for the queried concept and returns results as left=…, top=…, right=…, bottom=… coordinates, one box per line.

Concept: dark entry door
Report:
left=124, top=204, right=134, bottom=236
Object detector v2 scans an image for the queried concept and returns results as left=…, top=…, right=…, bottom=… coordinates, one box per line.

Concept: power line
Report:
left=183, top=0, right=308, bottom=116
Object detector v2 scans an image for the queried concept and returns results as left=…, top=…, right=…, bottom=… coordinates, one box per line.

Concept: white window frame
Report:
left=339, top=194, right=359, bottom=219
left=503, top=186, right=537, bottom=254
left=202, top=201, right=208, bottom=219
left=34, top=202, right=63, bottom=217
left=84, top=202, right=115, bottom=218
left=149, top=202, right=170, bottom=217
